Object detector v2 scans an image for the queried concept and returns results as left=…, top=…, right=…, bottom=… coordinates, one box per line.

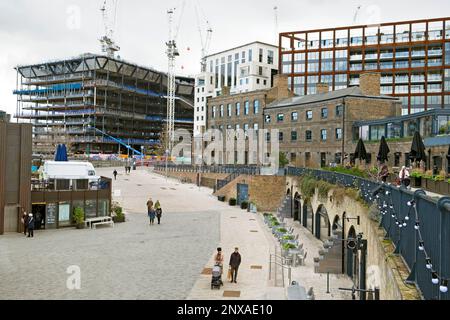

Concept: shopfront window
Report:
left=387, top=122, right=402, bottom=139
left=98, top=199, right=109, bottom=217
left=360, top=125, right=369, bottom=141
left=85, top=199, right=97, bottom=218
left=437, top=116, right=450, bottom=135
left=404, top=119, right=418, bottom=137
left=58, top=202, right=71, bottom=227
left=420, top=116, right=433, bottom=137
left=370, top=125, right=386, bottom=141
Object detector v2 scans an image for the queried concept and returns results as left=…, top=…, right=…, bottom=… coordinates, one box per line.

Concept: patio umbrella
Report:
left=354, top=139, right=368, bottom=161
left=409, top=131, right=426, bottom=163
left=377, top=136, right=390, bottom=163
left=60, top=144, right=68, bottom=161
left=54, top=144, right=62, bottom=161
left=447, top=145, right=450, bottom=161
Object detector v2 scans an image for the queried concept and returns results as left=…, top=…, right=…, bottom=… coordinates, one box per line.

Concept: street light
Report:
left=165, top=148, right=169, bottom=180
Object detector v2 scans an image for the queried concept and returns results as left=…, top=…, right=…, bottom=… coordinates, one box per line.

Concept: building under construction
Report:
left=14, top=54, right=194, bottom=156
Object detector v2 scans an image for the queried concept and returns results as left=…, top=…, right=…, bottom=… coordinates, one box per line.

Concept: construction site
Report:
left=13, top=0, right=196, bottom=157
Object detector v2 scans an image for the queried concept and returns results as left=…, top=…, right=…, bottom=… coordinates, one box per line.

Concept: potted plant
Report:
left=410, top=169, right=423, bottom=187
left=240, top=201, right=249, bottom=210
left=423, top=170, right=436, bottom=192
left=228, top=198, right=237, bottom=206
left=434, top=172, right=446, bottom=194
left=112, top=202, right=125, bottom=223
left=73, top=207, right=85, bottom=229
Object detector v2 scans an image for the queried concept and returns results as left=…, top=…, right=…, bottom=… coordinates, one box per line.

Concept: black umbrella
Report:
left=446, top=145, right=450, bottom=161
left=354, top=139, right=368, bottom=161
left=409, top=131, right=426, bottom=163
left=377, top=136, right=390, bottom=163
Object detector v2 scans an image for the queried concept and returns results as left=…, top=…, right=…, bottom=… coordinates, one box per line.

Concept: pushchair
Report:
left=211, top=263, right=223, bottom=290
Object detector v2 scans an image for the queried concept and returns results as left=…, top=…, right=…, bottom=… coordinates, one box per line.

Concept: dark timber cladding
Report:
left=279, top=17, right=450, bottom=114
left=0, top=123, right=32, bottom=234
left=14, top=54, right=195, bottom=155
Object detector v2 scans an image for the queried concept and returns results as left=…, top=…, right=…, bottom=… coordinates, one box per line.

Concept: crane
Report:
left=353, top=5, right=362, bottom=24
left=100, top=0, right=120, bottom=58
left=194, top=1, right=213, bottom=72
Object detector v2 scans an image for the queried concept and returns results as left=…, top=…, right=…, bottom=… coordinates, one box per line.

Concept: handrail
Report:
left=269, top=253, right=292, bottom=287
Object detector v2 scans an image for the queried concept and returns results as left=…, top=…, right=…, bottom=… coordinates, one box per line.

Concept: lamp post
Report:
left=141, top=145, right=144, bottom=169
left=165, top=149, right=169, bottom=180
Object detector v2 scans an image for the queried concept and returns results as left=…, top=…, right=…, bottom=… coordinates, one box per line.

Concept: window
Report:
left=259, top=48, right=263, bottom=63
left=321, top=108, right=328, bottom=119
left=291, top=112, right=298, bottom=121
left=279, top=132, right=284, bottom=141
left=277, top=113, right=284, bottom=122
left=220, top=105, right=224, bottom=117
left=370, top=125, right=386, bottom=141
left=265, top=114, right=271, bottom=123
left=236, top=102, right=241, bottom=116
left=253, top=123, right=259, bottom=132
left=256, top=78, right=260, bottom=84
left=335, top=128, right=342, bottom=140
left=244, top=123, right=249, bottom=133
left=321, top=129, right=327, bottom=141
left=253, top=100, right=260, bottom=114
left=306, top=110, right=313, bottom=120
left=266, top=132, right=271, bottom=141
left=268, top=50, right=274, bottom=64
left=212, top=106, right=216, bottom=118
left=248, top=49, right=253, bottom=62
left=227, top=104, right=232, bottom=117
left=259, top=66, right=263, bottom=76
left=336, top=104, right=344, bottom=117
left=244, top=101, right=249, bottom=115
left=306, top=130, right=312, bottom=141
left=241, top=51, right=246, bottom=64
left=291, top=131, right=297, bottom=141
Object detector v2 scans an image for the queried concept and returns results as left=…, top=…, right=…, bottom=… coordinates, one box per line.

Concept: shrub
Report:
left=277, top=228, right=288, bottom=233
left=282, top=235, right=295, bottom=240
left=240, top=201, right=248, bottom=210
left=368, top=203, right=381, bottom=223
left=282, top=243, right=297, bottom=250
left=229, top=198, right=237, bottom=206
left=410, top=169, right=423, bottom=178
left=73, top=207, right=85, bottom=224
left=301, top=176, right=317, bottom=199
left=317, top=180, right=332, bottom=200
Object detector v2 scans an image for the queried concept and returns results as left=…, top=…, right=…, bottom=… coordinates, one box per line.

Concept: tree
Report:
left=279, top=152, right=289, bottom=168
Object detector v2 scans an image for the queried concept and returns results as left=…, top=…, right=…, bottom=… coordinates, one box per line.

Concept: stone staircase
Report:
left=314, top=227, right=344, bottom=274
left=276, top=195, right=292, bottom=219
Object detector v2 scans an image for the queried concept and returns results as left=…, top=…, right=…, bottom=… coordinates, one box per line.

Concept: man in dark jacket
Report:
left=229, top=247, right=242, bottom=283
left=27, top=213, right=35, bottom=238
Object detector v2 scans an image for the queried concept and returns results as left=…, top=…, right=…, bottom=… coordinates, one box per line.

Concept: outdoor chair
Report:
left=307, top=287, right=315, bottom=300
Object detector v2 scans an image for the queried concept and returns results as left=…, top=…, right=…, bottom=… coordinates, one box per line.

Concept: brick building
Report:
left=264, top=72, right=402, bottom=167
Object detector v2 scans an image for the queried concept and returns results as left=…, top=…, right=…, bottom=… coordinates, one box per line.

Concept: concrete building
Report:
left=0, top=110, right=11, bottom=122
left=14, top=54, right=195, bottom=156
left=279, top=17, right=450, bottom=115
left=194, top=42, right=279, bottom=135
left=0, top=122, right=32, bottom=234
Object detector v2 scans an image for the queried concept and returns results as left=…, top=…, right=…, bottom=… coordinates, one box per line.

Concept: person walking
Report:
left=148, top=206, right=156, bottom=225
left=379, top=164, right=389, bottom=183
left=27, top=213, right=35, bottom=238
left=229, top=247, right=242, bottom=284
left=21, top=209, right=28, bottom=236
left=399, top=166, right=411, bottom=188
left=113, top=169, right=118, bottom=180
left=155, top=200, right=162, bottom=225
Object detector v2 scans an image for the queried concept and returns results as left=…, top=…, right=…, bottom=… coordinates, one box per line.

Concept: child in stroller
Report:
left=211, top=263, right=223, bottom=290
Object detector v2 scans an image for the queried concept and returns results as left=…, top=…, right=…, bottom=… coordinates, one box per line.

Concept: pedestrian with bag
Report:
left=229, top=247, right=242, bottom=284
left=113, top=169, right=118, bottom=180
left=155, top=200, right=162, bottom=225
left=21, top=209, right=28, bottom=236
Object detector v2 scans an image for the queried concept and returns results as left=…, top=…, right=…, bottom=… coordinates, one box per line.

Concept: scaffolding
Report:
left=14, top=54, right=194, bottom=156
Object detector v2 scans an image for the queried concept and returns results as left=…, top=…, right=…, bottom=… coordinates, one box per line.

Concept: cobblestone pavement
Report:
left=0, top=168, right=221, bottom=300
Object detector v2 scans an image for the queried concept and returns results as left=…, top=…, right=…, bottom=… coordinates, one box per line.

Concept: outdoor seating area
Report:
left=263, top=213, right=307, bottom=268
left=85, top=216, right=114, bottom=229
left=287, top=281, right=315, bottom=300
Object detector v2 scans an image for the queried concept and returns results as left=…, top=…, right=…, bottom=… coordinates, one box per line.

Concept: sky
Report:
left=0, top=0, right=449, bottom=116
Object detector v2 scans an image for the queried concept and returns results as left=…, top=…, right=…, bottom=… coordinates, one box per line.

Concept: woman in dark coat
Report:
left=27, top=213, right=35, bottom=238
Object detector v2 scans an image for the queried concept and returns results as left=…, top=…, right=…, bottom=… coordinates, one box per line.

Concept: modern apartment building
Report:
left=194, top=42, right=279, bottom=135
left=279, top=17, right=450, bottom=115
left=14, top=54, right=195, bottom=155
left=0, top=110, right=11, bottom=123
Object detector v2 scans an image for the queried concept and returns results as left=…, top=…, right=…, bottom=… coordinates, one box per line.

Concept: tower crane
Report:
left=100, top=0, right=120, bottom=58
left=165, top=1, right=185, bottom=154
left=353, top=5, right=362, bottom=24
left=194, top=1, right=213, bottom=72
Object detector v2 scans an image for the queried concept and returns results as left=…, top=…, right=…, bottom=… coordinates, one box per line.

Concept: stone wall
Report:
left=286, top=175, right=420, bottom=300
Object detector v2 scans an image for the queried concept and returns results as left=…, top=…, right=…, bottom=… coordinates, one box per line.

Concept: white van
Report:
left=42, top=161, right=100, bottom=190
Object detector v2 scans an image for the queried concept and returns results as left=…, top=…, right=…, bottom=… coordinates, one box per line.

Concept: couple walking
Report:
left=146, top=197, right=162, bottom=225
left=215, top=247, right=242, bottom=284
left=21, top=209, right=35, bottom=238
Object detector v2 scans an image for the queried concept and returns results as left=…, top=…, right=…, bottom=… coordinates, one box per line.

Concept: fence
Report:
left=153, top=164, right=261, bottom=175
left=286, top=166, right=450, bottom=300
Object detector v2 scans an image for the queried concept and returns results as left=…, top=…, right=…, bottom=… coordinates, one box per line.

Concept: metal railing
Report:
left=154, top=164, right=261, bottom=175
left=269, top=253, right=292, bottom=287
left=286, top=166, right=450, bottom=300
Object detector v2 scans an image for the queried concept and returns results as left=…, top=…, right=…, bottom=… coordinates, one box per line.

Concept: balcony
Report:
left=380, top=77, right=393, bottom=84
left=349, top=54, right=363, bottom=61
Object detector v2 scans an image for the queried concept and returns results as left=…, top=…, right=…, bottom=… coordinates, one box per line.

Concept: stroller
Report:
left=211, top=263, right=223, bottom=290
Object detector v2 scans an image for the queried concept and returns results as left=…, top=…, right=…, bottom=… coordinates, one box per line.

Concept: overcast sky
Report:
left=0, top=0, right=449, bottom=116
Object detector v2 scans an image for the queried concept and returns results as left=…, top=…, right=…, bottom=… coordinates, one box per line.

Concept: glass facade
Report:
left=280, top=18, right=450, bottom=115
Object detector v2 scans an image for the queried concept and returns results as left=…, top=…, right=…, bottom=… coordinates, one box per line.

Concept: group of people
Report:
left=377, top=164, right=411, bottom=188
left=215, top=247, right=242, bottom=284
left=21, top=209, right=35, bottom=238
left=146, top=197, right=163, bottom=225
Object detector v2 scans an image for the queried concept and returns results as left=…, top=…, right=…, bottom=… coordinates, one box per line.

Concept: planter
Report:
left=76, top=223, right=85, bottom=230
left=240, top=201, right=248, bottom=210
left=218, top=196, right=226, bottom=202
left=113, top=215, right=125, bottom=223
left=425, top=179, right=437, bottom=193
left=436, top=180, right=449, bottom=195
left=412, top=176, right=422, bottom=187
left=229, top=198, right=237, bottom=206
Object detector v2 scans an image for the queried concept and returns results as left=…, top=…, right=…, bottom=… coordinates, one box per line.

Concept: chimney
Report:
left=359, top=72, right=381, bottom=96
left=221, top=86, right=230, bottom=96
left=316, top=83, right=329, bottom=94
